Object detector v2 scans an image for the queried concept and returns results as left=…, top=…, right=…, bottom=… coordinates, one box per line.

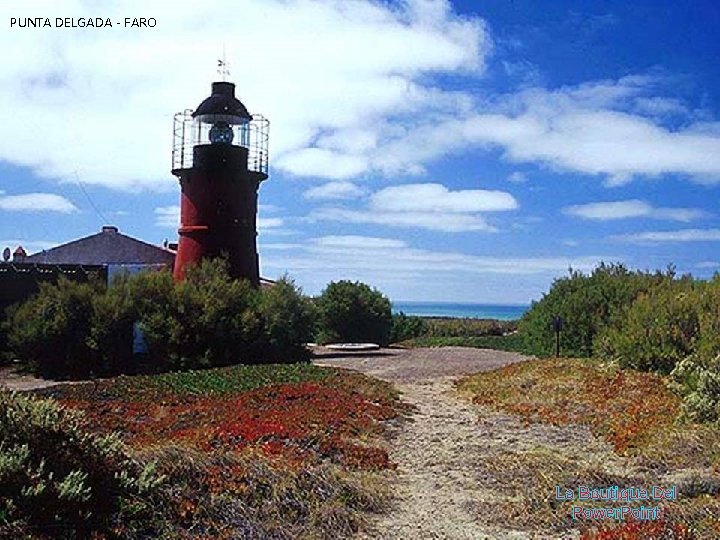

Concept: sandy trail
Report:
left=316, top=347, right=540, bottom=539
left=366, top=377, right=531, bottom=539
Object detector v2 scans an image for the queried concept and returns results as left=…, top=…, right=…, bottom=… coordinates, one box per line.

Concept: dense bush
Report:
left=595, top=279, right=700, bottom=374
left=389, top=315, right=517, bottom=345
left=390, top=312, right=427, bottom=343
left=159, top=260, right=266, bottom=370
left=5, top=259, right=315, bottom=379
left=259, top=276, right=316, bottom=363
left=396, top=334, right=527, bottom=352
left=5, top=278, right=102, bottom=379
left=423, top=317, right=517, bottom=337
left=0, top=391, right=162, bottom=538
left=518, top=263, right=666, bottom=357
left=670, top=277, right=720, bottom=423
left=316, top=281, right=392, bottom=346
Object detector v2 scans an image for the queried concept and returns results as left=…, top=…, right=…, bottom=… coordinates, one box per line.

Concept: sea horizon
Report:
left=392, top=301, right=529, bottom=321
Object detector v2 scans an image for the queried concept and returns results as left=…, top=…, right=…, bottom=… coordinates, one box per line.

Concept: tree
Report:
left=316, top=280, right=392, bottom=346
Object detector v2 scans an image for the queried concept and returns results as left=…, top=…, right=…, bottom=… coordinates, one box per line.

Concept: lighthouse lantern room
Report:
left=171, top=82, right=269, bottom=285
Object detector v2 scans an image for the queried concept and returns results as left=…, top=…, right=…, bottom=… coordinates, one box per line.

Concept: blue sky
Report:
left=2, top=0, right=720, bottom=303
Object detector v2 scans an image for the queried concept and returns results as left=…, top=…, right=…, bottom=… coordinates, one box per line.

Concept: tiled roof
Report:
left=25, top=226, right=175, bottom=266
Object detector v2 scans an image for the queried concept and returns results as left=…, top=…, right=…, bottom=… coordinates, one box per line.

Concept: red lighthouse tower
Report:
left=171, top=82, right=269, bottom=285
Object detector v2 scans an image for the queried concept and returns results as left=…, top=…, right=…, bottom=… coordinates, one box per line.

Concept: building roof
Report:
left=25, top=226, right=175, bottom=266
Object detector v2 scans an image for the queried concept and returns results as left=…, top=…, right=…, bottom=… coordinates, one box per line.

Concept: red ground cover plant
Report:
left=458, top=358, right=680, bottom=454
left=581, top=518, right=695, bottom=539
left=57, top=374, right=401, bottom=470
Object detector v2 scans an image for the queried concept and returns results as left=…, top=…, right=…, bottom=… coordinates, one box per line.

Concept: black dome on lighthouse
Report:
left=192, top=82, right=252, bottom=123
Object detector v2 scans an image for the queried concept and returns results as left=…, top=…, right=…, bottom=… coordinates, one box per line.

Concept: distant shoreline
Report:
left=414, top=315, right=520, bottom=321
left=392, top=302, right=528, bottom=321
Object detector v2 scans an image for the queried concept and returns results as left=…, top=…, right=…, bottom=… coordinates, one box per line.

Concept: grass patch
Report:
left=397, top=333, right=527, bottom=353
left=37, top=362, right=332, bottom=401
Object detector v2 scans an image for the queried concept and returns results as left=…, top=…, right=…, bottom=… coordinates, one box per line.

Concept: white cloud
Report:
left=310, top=182, right=516, bottom=232
left=258, top=242, right=303, bottom=250
left=314, top=235, right=407, bottom=249
left=632, top=97, right=688, bottom=117
left=359, top=76, right=720, bottom=185
left=0, top=193, right=78, bottom=213
left=696, top=261, right=719, bottom=269
left=276, top=148, right=368, bottom=179
left=507, top=172, right=528, bottom=183
left=611, top=228, right=720, bottom=243
left=369, top=183, right=517, bottom=213
left=564, top=200, right=706, bottom=222
left=154, top=205, right=179, bottom=228
left=303, top=181, right=365, bottom=201
left=255, top=233, right=626, bottom=302
left=0, top=0, right=488, bottom=191
left=259, top=217, right=284, bottom=230
left=311, top=207, right=496, bottom=232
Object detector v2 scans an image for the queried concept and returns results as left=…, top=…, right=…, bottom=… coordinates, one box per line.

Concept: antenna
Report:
left=73, top=171, right=109, bottom=225
left=217, top=44, right=230, bottom=81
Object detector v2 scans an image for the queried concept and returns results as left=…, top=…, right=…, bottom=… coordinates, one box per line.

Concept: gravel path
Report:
left=315, top=347, right=539, bottom=539
left=313, top=346, right=527, bottom=383
left=0, top=366, right=73, bottom=391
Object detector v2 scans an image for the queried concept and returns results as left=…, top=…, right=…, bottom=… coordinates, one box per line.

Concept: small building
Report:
left=26, top=225, right=175, bottom=269
left=0, top=226, right=175, bottom=317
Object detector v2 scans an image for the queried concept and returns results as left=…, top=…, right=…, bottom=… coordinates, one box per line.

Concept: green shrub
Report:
left=671, top=354, right=720, bottom=423
left=6, top=258, right=316, bottom=379
left=4, top=278, right=102, bottom=379
left=89, top=273, right=139, bottom=375
left=316, top=281, right=392, bottom=346
left=133, top=262, right=313, bottom=370
left=117, top=267, right=180, bottom=373
left=423, top=317, right=517, bottom=337
left=595, top=280, right=700, bottom=374
left=670, top=277, right=720, bottom=423
left=0, top=391, right=162, bottom=538
left=390, top=312, right=427, bottom=343
left=259, top=276, right=316, bottom=363
left=518, top=263, right=664, bottom=357
left=397, top=333, right=527, bottom=352
left=165, top=259, right=265, bottom=370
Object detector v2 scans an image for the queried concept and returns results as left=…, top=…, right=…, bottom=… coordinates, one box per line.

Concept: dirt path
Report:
left=0, top=366, right=74, bottom=391
left=316, top=347, right=540, bottom=539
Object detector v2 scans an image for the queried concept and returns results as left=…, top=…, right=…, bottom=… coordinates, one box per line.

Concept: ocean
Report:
left=392, top=301, right=528, bottom=321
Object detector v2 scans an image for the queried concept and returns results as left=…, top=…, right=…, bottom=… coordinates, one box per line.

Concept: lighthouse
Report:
left=171, top=82, right=269, bottom=285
